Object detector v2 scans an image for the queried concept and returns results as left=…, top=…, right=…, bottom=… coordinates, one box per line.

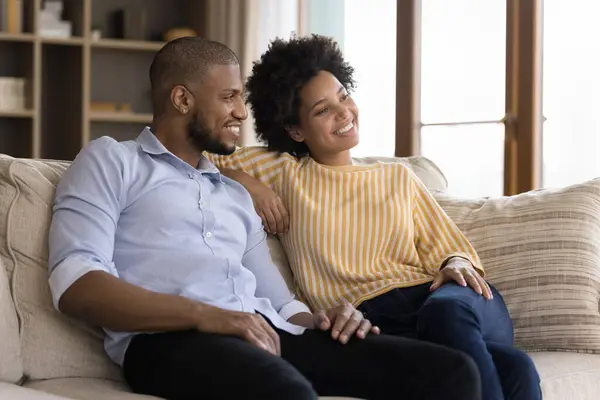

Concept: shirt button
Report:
left=205, top=232, right=212, bottom=238
left=188, top=173, right=193, bottom=179
left=198, top=200, right=206, bottom=207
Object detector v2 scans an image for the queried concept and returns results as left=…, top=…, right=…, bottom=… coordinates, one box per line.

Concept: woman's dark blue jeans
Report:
left=357, top=282, right=542, bottom=400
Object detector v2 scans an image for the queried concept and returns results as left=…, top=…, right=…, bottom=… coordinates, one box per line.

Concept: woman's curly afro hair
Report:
left=245, top=34, right=356, bottom=158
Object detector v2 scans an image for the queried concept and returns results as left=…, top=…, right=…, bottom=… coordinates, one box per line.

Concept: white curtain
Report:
left=205, top=0, right=300, bottom=145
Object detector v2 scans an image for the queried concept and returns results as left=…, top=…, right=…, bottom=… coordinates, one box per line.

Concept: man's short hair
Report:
left=149, top=37, right=239, bottom=113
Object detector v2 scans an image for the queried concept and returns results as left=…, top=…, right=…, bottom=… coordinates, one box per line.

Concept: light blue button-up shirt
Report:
left=48, top=128, right=308, bottom=366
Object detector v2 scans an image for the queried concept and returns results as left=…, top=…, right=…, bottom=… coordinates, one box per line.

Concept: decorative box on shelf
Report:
left=0, top=77, right=26, bottom=111
left=38, top=0, right=72, bottom=38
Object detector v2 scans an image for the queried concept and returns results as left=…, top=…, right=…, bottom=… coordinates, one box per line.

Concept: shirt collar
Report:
left=137, top=127, right=169, bottom=155
left=136, top=127, right=223, bottom=183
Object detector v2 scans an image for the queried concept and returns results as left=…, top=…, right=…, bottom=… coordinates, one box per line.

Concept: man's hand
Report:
left=314, top=302, right=380, bottom=344
left=430, top=257, right=493, bottom=300
left=196, top=307, right=281, bottom=355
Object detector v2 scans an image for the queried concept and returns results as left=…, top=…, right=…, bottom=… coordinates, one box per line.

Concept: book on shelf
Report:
left=0, top=0, right=23, bottom=34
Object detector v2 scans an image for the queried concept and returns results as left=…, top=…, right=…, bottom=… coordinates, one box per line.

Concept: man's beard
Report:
left=187, top=111, right=235, bottom=155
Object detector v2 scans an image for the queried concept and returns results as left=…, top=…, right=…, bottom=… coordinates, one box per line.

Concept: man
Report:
left=48, top=37, right=481, bottom=400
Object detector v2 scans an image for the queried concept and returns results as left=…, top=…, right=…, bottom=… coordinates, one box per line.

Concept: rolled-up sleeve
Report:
left=48, top=137, right=127, bottom=311
left=242, top=216, right=311, bottom=321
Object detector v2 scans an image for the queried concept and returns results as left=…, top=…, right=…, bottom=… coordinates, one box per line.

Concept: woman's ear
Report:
left=286, top=125, right=304, bottom=143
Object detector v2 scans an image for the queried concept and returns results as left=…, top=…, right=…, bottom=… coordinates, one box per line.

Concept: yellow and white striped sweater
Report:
left=206, top=147, right=483, bottom=312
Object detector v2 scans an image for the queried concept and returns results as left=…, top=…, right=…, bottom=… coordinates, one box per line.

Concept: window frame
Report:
left=395, top=0, right=543, bottom=196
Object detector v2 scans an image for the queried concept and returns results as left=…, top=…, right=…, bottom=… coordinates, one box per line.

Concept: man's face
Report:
left=186, top=64, right=248, bottom=155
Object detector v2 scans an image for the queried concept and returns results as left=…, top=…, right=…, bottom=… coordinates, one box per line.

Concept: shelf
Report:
left=0, top=109, right=34, bottom=118
left=40, top=36, right=85, bottom=46
left=0, top=32, right=35, bottom=42
left=89, top=112, right=153, bottom=124
left=90, top=39, right=165, bottom=52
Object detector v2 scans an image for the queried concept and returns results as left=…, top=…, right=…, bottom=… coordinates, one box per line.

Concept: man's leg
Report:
left=279, top=328, right=482, bottom=400
left=487, top=342, right=542, bottom=400
left=122, top=330, right=318, bottom=400
left=416, top=282, right=539, bottom=400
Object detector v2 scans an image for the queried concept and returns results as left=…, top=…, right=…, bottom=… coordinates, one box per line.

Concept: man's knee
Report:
left=434, top=349, right=482, bottom=400
left=260, top=366, right=318, bottom=400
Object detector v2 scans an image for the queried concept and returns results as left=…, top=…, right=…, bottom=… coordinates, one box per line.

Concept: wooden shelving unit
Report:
left=0, top=0, right=206, bottom=160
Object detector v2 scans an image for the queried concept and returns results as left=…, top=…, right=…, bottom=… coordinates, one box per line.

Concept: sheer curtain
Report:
left=204, top=0, right=299, bottom=145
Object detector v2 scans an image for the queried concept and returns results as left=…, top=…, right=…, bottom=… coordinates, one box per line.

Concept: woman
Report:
left=206, top=34, right=541, bottom=400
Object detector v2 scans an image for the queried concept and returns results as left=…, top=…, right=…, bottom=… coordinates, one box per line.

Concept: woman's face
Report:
left=291, top=71, right=359, bottom=159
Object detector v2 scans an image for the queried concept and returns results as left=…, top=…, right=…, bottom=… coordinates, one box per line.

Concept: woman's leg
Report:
left=417, top=282, right=540, bottom=400
left=487, top=342, right=542, bottom=400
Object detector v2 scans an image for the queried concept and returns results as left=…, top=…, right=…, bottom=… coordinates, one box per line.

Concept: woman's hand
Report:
left=288, top=303, right=380, bottom=344
left=313, top=302, right=380, bottom=344
left=430, top=257, right=493, bottom=300
left=246, top=181, right=289, bottom=234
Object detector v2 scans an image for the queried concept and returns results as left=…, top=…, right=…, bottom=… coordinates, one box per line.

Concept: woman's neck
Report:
left=310, top=150, right=352, bottom=166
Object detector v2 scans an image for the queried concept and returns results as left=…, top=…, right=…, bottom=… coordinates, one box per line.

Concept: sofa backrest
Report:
left=0, top=151, right=447, bottom=383
left=0, top=156, right=123, bottom=382
left=0, top=257, right=22, bottom=384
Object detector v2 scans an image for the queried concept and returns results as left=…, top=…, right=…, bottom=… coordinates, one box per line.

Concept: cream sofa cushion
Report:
left=531, top=352, right=600, bottom=400
left=24, top=379, right=161, bottom=400
left=0, top=257, right=23, bottom=383
left=0, top=156, right=122, bottom=381
left=434, top=178, right=600, bottom=353
left=0, top=382, right=70, bottom=399
left=352, top=154, right=448, bottom=192
left=24, top=378, right=361, bottom=400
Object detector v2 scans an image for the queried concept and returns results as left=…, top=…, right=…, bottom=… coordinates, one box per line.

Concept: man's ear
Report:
left=286, top=125, right=304, bottom=143
left=171, top=85, right=194, bottom=115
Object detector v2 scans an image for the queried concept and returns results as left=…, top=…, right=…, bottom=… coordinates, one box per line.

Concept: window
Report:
left=420, top=0, right=506, bottom=197
left=542, top=1, right=600, bottom=188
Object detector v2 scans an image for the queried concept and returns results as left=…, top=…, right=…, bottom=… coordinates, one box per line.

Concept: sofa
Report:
left=1, top=150, right=600, bottom=400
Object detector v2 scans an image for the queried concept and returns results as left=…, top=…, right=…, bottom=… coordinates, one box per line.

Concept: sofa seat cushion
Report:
left=434, top=178, right=600, bottom=353
left=532, top=352, right=600, bottom=400
left=24, top=378, right=161, bottom=400
left=0, top=382, right=69, bottom=399
left=24, top=378, right=363, bottom=400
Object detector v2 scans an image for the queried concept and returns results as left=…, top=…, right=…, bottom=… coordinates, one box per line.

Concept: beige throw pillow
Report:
left=434, top=178, right=600, bottom=353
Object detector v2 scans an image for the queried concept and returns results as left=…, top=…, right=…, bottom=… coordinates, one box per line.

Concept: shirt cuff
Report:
left=278, top=299, right=312, bottom=321
left=48, top=255, right=118, bottom=311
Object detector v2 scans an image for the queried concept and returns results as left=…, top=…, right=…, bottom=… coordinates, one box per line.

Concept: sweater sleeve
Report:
left=204, top=146, right=289, bottom=189
left=409, top=168, right=485, bottom=277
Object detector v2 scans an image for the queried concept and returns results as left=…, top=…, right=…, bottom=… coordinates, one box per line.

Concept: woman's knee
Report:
left=418, top=296, right=476, bottom=331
